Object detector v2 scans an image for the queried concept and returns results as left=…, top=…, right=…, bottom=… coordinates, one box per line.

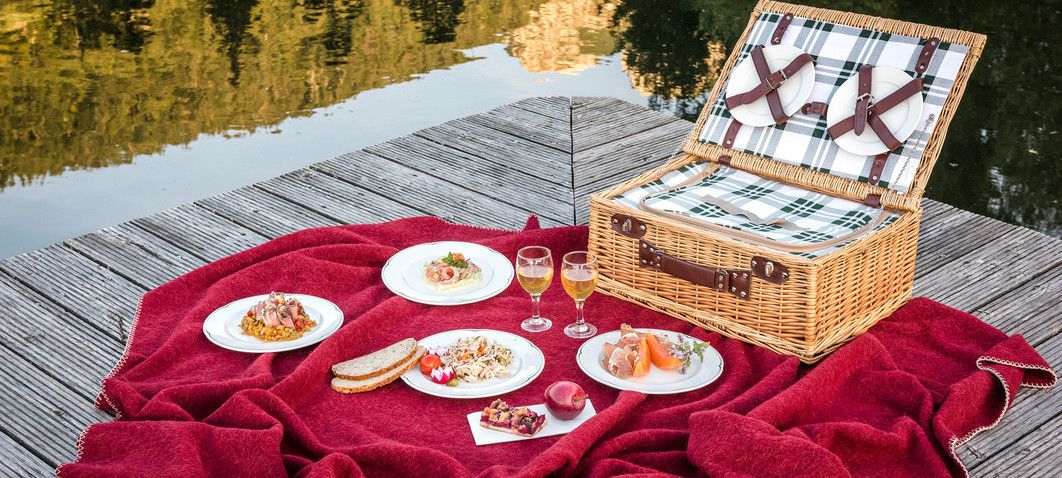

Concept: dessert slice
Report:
left=479, top=399, right=547, bottom=437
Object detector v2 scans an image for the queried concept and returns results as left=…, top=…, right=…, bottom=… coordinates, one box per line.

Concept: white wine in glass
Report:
left=561, top=251, right=598, bottom=339
left=516, top=246, right=553, bottom=332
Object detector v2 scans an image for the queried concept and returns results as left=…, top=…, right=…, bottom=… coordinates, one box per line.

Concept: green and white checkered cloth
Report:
left=612, top=163, right=899, bottom=258
left=697, top=11, right=969, bottom=193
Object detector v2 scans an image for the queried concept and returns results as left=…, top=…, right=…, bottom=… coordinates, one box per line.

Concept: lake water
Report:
left=1, top=0, right=1058, bottom=257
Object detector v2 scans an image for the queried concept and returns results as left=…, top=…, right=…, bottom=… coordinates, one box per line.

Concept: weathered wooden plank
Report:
left=973, top=264, right=1062, bottom=345
left=0, top=245, right=142, bottom=341
left=132, top=204, right=269, bottom=263
left=914, top=211, right=1016, bottom=278
left=314, top=150, right=562, bottom=230
left=257, top=170, right=420, bottom=225
left=0, top=343, right=111, bottom=467
left=0, top=275, right=123, bottom=400
left=960, top=333, right=1061, bottom=470
left=196, top=186, right=340, bottom=239
left=915, top=226, right=1062, bottom=311
left=415, top=119, right=571, bottom=188
left=573, top=120, right=689, bottom=195
left=0, top=431, right=52, bottom=477
left=466, top=105, right=572, bottom=153
left=572, top=99, right=677, bottom=152
left=571, top=96, right=618, bottom=113
left=64, top=223, right=204, bottom=290
left=972, top=415, right=1060, bottom=477
left=364, top=134, right=571, bottom=224
left=510, top=96, right=570, bottom=120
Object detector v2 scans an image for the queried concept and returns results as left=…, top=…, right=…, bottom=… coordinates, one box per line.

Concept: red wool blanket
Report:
left=59, top=217, right=1055, bottom=477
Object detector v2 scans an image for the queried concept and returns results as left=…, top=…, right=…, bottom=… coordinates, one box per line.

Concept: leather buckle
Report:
left=611, top=214, right=647, bottom=239
left=751, top=257, right=789, bottom=285
left=766, top=71, right=788, bottom=90
left=856, top=92, right=875, bottom=105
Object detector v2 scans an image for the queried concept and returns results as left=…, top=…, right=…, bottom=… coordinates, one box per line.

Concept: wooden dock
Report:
left=0, top=97, right=1057, bottom=476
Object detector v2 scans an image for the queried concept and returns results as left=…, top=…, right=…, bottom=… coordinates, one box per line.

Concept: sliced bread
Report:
left=331, top=338, right=418, bottom=380
left=331, top=346, right=425, bottom=394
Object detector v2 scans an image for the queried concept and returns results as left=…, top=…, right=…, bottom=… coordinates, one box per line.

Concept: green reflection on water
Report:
left=1, top=0, right=1058, bottom=237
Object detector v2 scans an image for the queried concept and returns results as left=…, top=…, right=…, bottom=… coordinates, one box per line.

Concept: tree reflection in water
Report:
left=204, top=0, right=260, bottom=86
left=397, top=0, right=466, bottom=44
left=0, top=0, right=1057, bottom=237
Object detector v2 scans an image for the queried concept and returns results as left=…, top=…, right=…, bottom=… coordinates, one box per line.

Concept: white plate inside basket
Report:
left=382, top=241, right=514, bottom=306
left=827, top=66, right=924, bottom=156
left=724, top=44, right=816, bottom=127
left=202, top=294, right=344, bottom=353
left=466, top=400, right=598, bottom=445
left=401, top=329, right=545, bottom=399
left=576, top=328, right=723, bottom=394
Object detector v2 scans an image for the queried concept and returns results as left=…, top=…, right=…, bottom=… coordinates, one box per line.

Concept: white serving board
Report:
left=466, top=400, right=597, bottom=445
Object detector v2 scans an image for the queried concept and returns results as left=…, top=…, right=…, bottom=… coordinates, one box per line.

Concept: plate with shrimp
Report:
left=381, top=241, right=514, bottom=306
left=576, top=325, right=723, bottom=394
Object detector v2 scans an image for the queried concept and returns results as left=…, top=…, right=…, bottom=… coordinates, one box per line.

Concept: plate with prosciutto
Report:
left=381, top=241, right=514, bottom=306
left=202, top=292, right=344, bottom=353
left=576, top=325, right=724, bottom=394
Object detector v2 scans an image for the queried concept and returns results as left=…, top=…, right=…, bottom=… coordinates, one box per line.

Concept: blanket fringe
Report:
left=946, top=355, right=1058, bottom=477
left=58, top=295, right=146, bottom=477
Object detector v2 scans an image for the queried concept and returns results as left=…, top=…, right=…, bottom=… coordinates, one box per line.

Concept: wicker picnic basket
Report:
left=588, top=0, right=986, bottom=363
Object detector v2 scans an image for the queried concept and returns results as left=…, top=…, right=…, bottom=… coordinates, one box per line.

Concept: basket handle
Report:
left=639, top=240, right=751, bottom=300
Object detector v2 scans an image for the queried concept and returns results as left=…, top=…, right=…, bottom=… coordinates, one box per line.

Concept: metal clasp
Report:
left=766, top=70, right=788, bottom=90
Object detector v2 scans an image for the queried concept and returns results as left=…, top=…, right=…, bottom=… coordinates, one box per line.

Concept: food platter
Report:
left=576, top=328, right=724, bottom=394
left=381, top=241, right=514, bottom=306
left=202, top=293, right=344, bottom=353
left=401, top=329, right=545, bottom=399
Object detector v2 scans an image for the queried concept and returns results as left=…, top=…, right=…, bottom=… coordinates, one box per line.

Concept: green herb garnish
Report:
left=441, top=252, right=469, bottom=269
left=670, top=337, right=711, bottom=374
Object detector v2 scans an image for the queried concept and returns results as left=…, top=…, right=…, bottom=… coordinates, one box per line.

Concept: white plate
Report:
left=401, top=329, right=545, bottom=399
left=466, top=400, right=598, bottom=445
left=382, top=241, right=514, bottom=306
left=827, top=66, right=924, bottom=155
left=724, top=44, right=816, bottom=127
left=576, top=328, right=723, bottom=394
left=202, top=294, right=344, bottom=353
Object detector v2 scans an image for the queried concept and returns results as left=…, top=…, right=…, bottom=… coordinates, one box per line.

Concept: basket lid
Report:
left=682, top=0, right=986, bottom=211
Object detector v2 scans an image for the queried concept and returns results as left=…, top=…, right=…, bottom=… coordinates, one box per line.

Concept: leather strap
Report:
left=854, top=65, right=873, bottom=135
left=827, top=77, right=924, bottom=149
left=863, top=194, right=882, bottom=208
left=639, top=241, right=751, bottom=300
left=867, top=152, right=890, bottom=185
left=718, top=119, right=742, bottom=165
left=771, top=13, right=795, bottom=45
left=916, top=37, right=940, bottom=73
left=724, top=46, right=814, bottom=124
left=802, top=101, right=829, bottom=116
left=721, top=118, right=743, bottom=149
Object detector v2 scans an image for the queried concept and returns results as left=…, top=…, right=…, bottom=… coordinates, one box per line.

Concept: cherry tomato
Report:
left=419, top=354, right=443, bottom=375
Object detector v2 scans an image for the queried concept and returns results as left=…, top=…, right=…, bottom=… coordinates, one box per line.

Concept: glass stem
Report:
left=575, top=299, right=585, bottom=329
left=530, top=294, right=542, bottom=323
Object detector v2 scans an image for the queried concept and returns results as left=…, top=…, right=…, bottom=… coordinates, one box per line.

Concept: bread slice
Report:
left=331, top=338, right=417, bottom=380
left=331, top=346, right=425, bottom=394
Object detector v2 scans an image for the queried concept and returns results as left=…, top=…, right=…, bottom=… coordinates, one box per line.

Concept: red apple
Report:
left=543, top=381, right=588, bottom=420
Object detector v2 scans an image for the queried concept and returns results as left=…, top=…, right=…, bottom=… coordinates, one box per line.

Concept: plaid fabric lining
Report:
left=611, top=163, right=899, bottom=258
left=697, top=12, right=969, bottom=193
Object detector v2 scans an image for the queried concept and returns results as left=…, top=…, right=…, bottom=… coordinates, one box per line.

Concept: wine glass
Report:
left=561, top=251, right=598, bottom=339
left=516, top=246, right=553, bottom=332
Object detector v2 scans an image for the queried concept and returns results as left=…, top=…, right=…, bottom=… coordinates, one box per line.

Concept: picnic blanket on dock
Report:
left=59, top=217, right=1055, bottom=478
